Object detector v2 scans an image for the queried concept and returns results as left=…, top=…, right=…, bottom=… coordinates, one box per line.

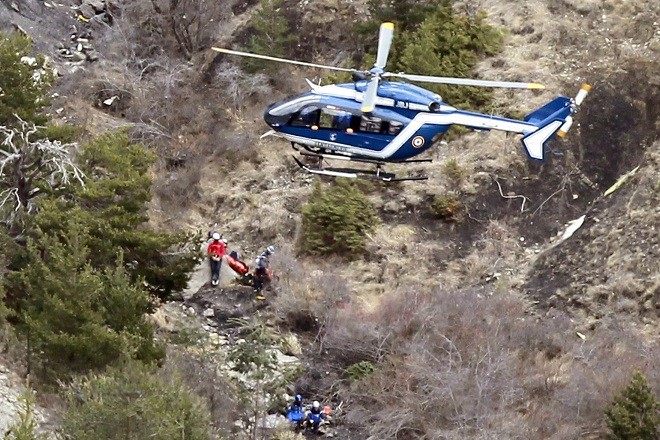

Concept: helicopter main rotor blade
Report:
left=361, top=77, right=380, bottom=113
left=383, top=72, right=545, bottom=89
left=212, top=47, right=356, bottom=73
left=375, top=22, right=394, bottom=69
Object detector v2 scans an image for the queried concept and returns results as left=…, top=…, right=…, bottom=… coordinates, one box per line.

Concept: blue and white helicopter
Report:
left=213, top=22, right=590, bottom=182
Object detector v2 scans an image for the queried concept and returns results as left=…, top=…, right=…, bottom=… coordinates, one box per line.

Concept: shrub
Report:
left=431, top=193, right=463, bottom=221
left=60, top=362, right=211, bottom=440
left=605, top=370, right=660, bottom=440
left=346, top=360, right=377, bottom=382
left=241, top=0, right=296, bottom=73
left=4, top=388, right=47, bottom=440
left=443, top=158, right=467, bottom=188
left=299, top=180, right=379, bottom=258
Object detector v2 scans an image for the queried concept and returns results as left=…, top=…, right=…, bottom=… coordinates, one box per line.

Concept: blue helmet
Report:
left=294, top=394, right=302, bottom=403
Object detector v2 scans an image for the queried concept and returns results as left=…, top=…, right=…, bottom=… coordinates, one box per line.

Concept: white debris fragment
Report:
left=103, top=95, right=118, bottom=106
left=560, top=215, right=586, bottom=241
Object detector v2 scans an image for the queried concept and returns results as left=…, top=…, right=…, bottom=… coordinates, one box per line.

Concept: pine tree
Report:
left=300, top=180, right=379, bottom=258
left=397, top=2, right=503, bottom=109
left=32, top=131, right=199, bottom=299
left=605, top=370, right=660, bottom=440
left=16, top=224, right=163, bottom=380
left=227, top=320, right=288, bottom=440
left=0, top=33, right=52, bottom=125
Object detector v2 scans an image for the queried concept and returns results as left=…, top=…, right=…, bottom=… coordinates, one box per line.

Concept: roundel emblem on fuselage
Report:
left=412, top=136, right=425, bottom=148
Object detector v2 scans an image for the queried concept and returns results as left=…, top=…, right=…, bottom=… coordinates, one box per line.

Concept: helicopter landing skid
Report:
left=292, top=156, right=428, bottom=182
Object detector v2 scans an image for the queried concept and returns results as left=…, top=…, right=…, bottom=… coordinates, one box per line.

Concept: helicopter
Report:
left=213, top=22, right=590, bottom=182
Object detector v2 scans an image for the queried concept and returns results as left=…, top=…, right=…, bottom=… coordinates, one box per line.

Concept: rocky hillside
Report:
left=0, top=0, right=658, bottom=438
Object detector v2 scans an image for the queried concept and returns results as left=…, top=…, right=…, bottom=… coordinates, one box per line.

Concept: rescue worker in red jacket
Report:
left=207, top=232, right=227, bottom=286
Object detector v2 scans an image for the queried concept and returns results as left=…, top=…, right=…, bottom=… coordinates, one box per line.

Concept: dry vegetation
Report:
left=26, top=0, right=659, bottom=437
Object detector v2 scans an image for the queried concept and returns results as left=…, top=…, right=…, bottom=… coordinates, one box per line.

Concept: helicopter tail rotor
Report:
left=557, top=84, right=591, bottom=137
left=522, top=84, right=591, bottom=159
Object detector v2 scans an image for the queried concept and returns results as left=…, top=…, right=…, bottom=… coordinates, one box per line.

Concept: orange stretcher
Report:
left=225, top=254, right=249, bottom=276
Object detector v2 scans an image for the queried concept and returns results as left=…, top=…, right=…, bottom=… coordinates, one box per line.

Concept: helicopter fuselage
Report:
left=263, top=81, right=545, bottom=162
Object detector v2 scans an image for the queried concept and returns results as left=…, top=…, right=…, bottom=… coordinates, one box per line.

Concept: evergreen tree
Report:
left=0, top=33, right=52, bottom=125
left=357, top=0, right=504, bottom=110
left=396, top=2, right=503, bottom=109
left=60, top=362, right=211, bottom=440
left=32, top=131, right=199, bottom=298
left=228, top=320, right=288, bottom=440
left=605, top=370, right=660, bottom=440
left=3, top=389, right=47, bottom=440
left=299, top=180, right=379, bottom=258
left=243, top=0, right=296, bottom=73
left=16, top=224, right=163, bottom=380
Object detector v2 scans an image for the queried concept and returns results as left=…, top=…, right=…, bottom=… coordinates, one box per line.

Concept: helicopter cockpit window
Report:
left=291, top=106, right=321, bottom=127
left=359, top=115, right=382, bottom=133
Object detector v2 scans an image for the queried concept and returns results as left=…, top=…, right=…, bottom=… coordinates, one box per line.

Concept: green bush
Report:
left=605, top=370, right=660, bottom=440
left=4, top=389, right=47, bottom=440
left=443, top=158, right=467, bottom=188
left=431, top=193, right=462, bottom=221
left=60, top=362, right=211, bottom=440
left=345, top=360, right=377, bottom=382
left=0, top=33, right=52, bottom=125
left=242, top=0, right=295, bottom=73
left=299, top=180, right=379, bottom=257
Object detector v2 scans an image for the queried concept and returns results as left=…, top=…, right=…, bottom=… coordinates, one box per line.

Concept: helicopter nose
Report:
left=264, top=105, right=291, bottom=128
left=264, top=103, right=291, bottom=128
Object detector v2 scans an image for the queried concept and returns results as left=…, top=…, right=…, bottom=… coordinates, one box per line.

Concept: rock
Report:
left=203, top=308, right=215, bottom=318
left=209, top=333, right=228, bottom=346
left=280, top=333, right=302, bottom=356
left=87, top=0, right=106, bottom=13
left=146, top=308, right=175, bottom=332
left=78, top=3, right=95, bottom=18
left=257, top=413, right=288, bottom=429
left=72, top=51, right=86, bottom=61
left=271, top=349, right=300, bottom=367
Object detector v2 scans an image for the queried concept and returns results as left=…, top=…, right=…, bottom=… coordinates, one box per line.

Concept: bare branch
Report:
left=0, top=117, right=85, bottom=233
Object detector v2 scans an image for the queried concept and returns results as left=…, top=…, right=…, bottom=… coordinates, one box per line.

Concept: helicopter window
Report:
left=318, top=108, right=354, bottom=130
left=359, top=115, right=382, bottom=133
left=387, top=121, right=403, bottom=136
left=291, top=106, right=321, bottom=127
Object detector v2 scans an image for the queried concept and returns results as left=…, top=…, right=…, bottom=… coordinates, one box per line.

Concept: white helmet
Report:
left=266, top=245, right=275, bottom=254
left=312, top=401, right=320, bottom=409
left=212, top=232, right=221, bottom=240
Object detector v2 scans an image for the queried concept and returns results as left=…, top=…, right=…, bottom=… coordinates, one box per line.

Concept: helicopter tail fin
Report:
left=521, top=84, right=591, bottom=160
left=521, top=118, right=565, bottom=160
